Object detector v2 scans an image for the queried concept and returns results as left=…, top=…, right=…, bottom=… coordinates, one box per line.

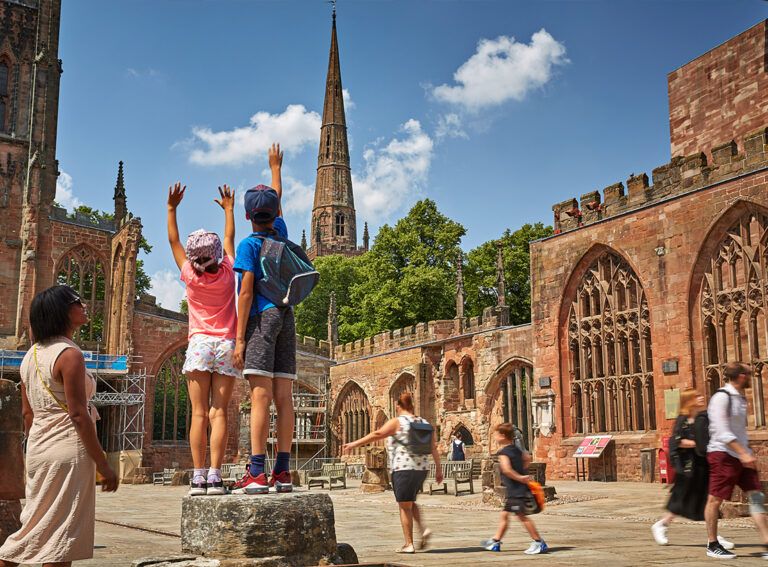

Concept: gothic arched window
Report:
left=335, top=213, right=345, bottom=236
left=389, top=372, right=416, bottom=417
left=56, top=246, right=107, bottom=344
left=334, top=382, right=371, bottom=456
left=0, top=61, right=8, bottom=133
left=152, top=347, right=189, bottom=442
left=461, top=359, right=475, bottom=401
left=699, top=209, right=768, bottom=425
left=567, top=251, right=655, bottom=433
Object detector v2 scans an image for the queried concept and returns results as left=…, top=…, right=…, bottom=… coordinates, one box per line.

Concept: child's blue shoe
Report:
left=481, top=538, right=501, bottom=551
left=524, top=540, right=548, bottom=554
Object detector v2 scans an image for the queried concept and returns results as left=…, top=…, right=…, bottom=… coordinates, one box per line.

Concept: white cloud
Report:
left=282, top=177, right=315, bottom=216
left=352, top=119, right=434, bottom=222
left=55, top=171, right=82, bottom=210
left=435, top=113, right=468, bottom=140
left=125, top=67, right=140, bottom=79
left=432, top=30, right=568, bottom=111
left=342, top=88, right=355, bottom=110
left=149, top=270, right=186, bottom=311
left=187, top=104, right=321, bottom=166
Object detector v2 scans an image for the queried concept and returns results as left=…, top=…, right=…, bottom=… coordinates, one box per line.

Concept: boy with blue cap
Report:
left=231, top=143, right=296, bottom=494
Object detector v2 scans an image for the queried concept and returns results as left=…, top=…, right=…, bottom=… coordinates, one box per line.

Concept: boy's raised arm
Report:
left=167, top=183, right=187, bottom=270
left=269, top=143, right=283, bottom=218
left=214, top=184, right=236, bottom=258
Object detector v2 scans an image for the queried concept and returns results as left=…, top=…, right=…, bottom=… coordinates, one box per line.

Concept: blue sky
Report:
left=55, top=1, right=766, bottom=309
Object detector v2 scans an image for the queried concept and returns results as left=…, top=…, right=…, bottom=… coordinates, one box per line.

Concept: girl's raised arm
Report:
left=214, top=184, right=235, bottom=258
left=167, top=183, right=187, bottom=270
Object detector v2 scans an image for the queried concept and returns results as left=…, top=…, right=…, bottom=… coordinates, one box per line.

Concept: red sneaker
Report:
left=231, top=468, right=269, bottom=494
left=269, top=470, right=293, bottom=493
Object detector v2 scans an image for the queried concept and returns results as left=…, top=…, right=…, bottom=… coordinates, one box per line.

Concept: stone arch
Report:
left=151, top=344, right=189, bottom=443
left=484, top=356, right=534, bottom=454
left=689, top=200, right=768, bottom=425
left=459, top=356, right=476, bottom=404
left=331, top=380, right=373, bottom=457
left=452, top=423, right=474, bottom=446
left=56, top=244, right=109, bottom=345
left=389, top=371, right=416, bottom=418
left=559, top=245, right=656, bottom=436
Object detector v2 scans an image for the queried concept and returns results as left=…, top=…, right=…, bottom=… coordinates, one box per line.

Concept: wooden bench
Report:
left=307, top=463, right=347, bottom=490
left=152, top=468, right=176, bottom=486
left=221, top=463, right=243, bottom=485
left=424, top=461, right=474, bottom=495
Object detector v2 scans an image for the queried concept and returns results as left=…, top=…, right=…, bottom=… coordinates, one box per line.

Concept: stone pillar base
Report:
left=181, top=493, right=353, bottom=565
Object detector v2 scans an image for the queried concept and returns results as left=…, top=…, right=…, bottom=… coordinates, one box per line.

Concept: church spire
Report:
left=309, top=7, right=357, bottom=260
left=114, top=161, right=127, bottom=222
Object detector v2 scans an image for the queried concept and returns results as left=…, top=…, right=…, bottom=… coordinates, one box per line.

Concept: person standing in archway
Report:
left=451, top=431, right=466, bottom=461
left=343, top=393, right=443, bottom=554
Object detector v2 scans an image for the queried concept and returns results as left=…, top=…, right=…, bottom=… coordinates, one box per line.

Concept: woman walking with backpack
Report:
left=651, top=388, right=733, bottom=549
left=343, top=393, right=443, bottom=554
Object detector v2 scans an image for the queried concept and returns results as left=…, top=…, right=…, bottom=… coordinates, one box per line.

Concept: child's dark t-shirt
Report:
left=497, top=443, right=528, bottom=498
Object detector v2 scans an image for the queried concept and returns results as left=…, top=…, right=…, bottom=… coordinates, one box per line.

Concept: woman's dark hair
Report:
left=396, top=392, right=415, bottom=413
left=29, top=285, right=78, bottom=343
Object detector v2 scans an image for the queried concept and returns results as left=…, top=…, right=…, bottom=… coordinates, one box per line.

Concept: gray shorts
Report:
left=243, top=307, right=297, bottom=379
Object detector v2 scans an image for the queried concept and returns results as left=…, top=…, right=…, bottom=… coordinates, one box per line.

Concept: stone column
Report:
left=361, top=446, right=389, bottom=493
left=515, top=366, right=524, bottom=430
left=505, top=372, right=514, bottom=424
left=0, top=380, right=24, bottom=546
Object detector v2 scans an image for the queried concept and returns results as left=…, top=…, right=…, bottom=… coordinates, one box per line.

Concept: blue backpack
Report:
left=252, top=233, right=319, bottom=306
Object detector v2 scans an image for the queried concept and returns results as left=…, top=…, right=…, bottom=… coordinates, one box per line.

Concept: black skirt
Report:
left=666, top=455, right=708, bottom=521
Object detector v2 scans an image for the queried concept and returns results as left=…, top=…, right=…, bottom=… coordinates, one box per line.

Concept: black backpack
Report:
left=397, top=416, right=434, bottom=455
left=694, top=388, right=731, bottom=456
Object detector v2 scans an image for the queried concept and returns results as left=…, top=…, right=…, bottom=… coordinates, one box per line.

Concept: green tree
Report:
left=464, top=223, right=553, bottom=324
left=179, top=299, right=188, bottom=315
left=294, top=254, right=361, bottom=342
left=343, top=199, right=466, bottom=339
left=68, top=205, right=114, bottom=223
left=135, top=236, right=153, bottom=298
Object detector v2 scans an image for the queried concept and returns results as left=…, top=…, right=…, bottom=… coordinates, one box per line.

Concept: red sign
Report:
left=573, top=435, right=612, bottom=458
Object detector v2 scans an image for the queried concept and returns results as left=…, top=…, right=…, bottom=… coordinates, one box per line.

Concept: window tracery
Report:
left=700, top=210, right=768, bottom=425
left=334, top=382, right=371, bottom=455
left=567, top=252, right=655, bottom=433
left=389, top=372, right=416, bottom=417
left=56, top=246, right=107, bottom=344
left=152, top=347, right=189, bottom=442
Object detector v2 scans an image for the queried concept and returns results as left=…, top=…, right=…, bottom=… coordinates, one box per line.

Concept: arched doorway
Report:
left=332, top=382, right=372, bottom=456
left=389, top=372, right=416, bottom=417
left=487, top=360, right=533, bottom=453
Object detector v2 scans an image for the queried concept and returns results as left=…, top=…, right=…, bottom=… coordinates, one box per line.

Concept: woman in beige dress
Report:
left=0, top=285, right=118, bottom=567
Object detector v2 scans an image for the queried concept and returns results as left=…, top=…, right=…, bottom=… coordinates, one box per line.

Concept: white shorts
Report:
left=183, top=333, right=239, bottom=378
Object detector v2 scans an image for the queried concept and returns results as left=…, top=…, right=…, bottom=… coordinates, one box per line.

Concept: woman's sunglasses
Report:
left=70, top=297, right=85, bottom=308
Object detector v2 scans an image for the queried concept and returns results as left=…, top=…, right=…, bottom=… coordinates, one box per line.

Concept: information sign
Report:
left=573, top=435, right=612, bottom=458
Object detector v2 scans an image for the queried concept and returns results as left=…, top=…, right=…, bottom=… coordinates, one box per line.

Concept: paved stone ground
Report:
left=14, top=479, right=768, bottom=566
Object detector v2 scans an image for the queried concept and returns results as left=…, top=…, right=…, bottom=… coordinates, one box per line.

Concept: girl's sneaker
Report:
left=189, top=475, right=207, bottom=496
left=231, top=470, right=269, bottom=494
left=269, top=470, right=293, bottom=493
left=206, top=475, right=226, bottom=495
left=524, top=540, right=548, bottom=555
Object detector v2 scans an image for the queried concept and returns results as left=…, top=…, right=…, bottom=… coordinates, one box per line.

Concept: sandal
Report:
left=419, top=529, right=432, bottom=550
left=395, top=545, right=415, bottom=553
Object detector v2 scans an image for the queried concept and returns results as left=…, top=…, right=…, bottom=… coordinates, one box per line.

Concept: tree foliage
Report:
left=135, top=236, right=153, bottom=298
left=464, top=223, right=553, bottom=324
left=342, top=199, right=466, bottom=339
left=68, top=205, right=114, bottom=222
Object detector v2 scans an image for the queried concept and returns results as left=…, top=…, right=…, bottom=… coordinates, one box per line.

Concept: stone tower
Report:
left=308, top=9, right=364, bottom=260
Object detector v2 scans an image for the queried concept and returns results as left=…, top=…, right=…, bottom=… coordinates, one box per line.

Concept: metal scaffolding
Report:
left=92, top=370, right=147, bottom=453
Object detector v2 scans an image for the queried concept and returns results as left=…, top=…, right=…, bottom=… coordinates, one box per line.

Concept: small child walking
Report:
left=167, top=182, right=238, bottom=496
left=482, top=423, right=548, bottom=554
left=231, top=143, right=296, bottom=494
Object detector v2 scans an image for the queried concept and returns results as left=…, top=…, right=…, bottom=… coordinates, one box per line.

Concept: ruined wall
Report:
left=329, top=310, right=532, bottom=459
left=532, top=128, right=768, bottom=481
left=669, top=19, right=768, bottom=161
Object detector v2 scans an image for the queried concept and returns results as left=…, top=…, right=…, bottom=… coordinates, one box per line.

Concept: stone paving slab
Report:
left=14, top=480, right=768, bottom=566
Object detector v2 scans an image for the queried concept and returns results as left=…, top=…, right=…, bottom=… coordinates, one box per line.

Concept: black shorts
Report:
left=392, top=470, right=428, bottom=502
left=243, top=307, right=296, bottom=379
left=504, top=497, right=526, bottom=514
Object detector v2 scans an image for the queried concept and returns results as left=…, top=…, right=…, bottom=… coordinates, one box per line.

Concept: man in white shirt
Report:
left=705, top=362, right=768, bottom=559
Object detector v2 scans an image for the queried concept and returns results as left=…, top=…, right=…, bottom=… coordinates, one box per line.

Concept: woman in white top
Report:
left=343, top=392, right=443, bottom=554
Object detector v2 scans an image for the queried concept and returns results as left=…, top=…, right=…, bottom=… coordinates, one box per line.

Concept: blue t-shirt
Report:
left=233, top=217, right=288, bottom=316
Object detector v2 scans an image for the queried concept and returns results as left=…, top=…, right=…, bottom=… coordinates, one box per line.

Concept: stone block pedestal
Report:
left=180, top=492, right=354, bottom=566
left=360, top=447, right=388, bottom=493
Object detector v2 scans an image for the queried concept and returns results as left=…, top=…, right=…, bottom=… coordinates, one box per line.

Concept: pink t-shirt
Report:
left=180, top=254, right=237, bottom=339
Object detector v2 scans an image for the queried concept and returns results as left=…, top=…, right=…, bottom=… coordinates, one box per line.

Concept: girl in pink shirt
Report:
left=167, top=182, right=238, bottom=496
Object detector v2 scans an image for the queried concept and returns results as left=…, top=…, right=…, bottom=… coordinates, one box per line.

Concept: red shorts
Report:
left=707, top=451, right=761, bottom=500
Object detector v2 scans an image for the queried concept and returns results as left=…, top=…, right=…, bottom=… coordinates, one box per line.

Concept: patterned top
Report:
left=387, top=414, right=431, bottom=473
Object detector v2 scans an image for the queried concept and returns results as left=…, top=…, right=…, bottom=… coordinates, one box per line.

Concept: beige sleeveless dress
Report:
left=0, top=337, right=98, bottom=563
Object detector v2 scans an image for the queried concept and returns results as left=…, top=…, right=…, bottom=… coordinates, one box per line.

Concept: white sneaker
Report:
left=651, top=521, right=668, bottom=545
left=718, top=535, right=735, bottom=550
left=524, top=540, right=547, bottom=554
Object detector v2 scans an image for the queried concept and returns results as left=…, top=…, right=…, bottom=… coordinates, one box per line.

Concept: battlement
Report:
left=333, top=305, right=511, bottom=362
left=134, top=294, right=188, bottom=322
left=295, top=334, right=332, bottom=358
left=552, top=126, right=768, bottom=234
